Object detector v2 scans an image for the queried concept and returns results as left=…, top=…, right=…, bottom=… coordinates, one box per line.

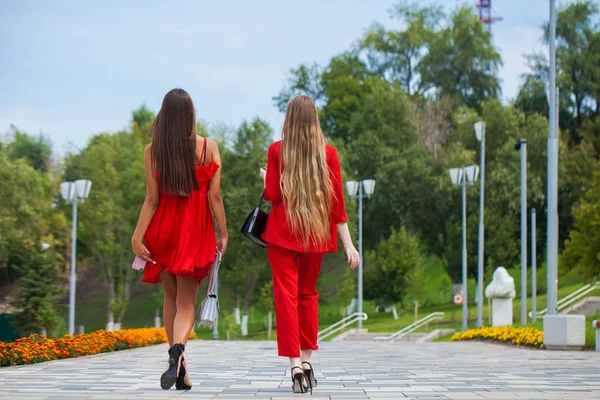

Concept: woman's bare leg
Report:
left=301, top=349, right=312, bottom=368
left=172, top=275, right=200, bottom=345
left=160, top=272, right=178, bottom=347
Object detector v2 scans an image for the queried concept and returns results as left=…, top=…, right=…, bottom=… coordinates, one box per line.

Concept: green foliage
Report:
left=561, top=172, right=600, bottom=280
left=11, top=245, right=63, bottom=335
left=257, top=281, right=274, bottom=313
left=219, top=118, right=273, bottom=315
left=338, top=268, right=356, bottom=317
left=0, top=153, right=65, bottom=285
left=63, top=127, right=145, bottom=325
left=365, top=228, right=423, bottom=305
left=3, top=126, right=52, bottom=172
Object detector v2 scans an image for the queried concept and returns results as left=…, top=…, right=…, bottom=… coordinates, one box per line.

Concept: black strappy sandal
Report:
left=302, top=361, right=317, bottom=389
left=291, top=366, right=309, bottom=394
left=161, top=343, right=185, bottom=390
left=175, top=355, right=192, bottom=390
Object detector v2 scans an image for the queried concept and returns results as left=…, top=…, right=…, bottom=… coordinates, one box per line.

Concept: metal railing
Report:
left=531, top=282, right=600, bottom=317
left=317, top=312, right=368, bottom=342
left=374, top=312, right=445, bottom=342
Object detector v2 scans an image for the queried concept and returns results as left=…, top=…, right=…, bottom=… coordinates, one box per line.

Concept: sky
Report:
left=0, top=0, right=568, bottom=155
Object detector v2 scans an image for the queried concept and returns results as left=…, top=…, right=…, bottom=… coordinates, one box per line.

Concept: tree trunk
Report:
left=154, top=307, right=161, bottom=328
left=106, top=281, right=115, bottom=331
left=267, top=311, right=272, bottom=339
left=414, top=300, right=419, bottom=322
left=392, top=305, right=399, bottom=320
left=241, top=315, right=249, bottom=337
left=234, top=296, right=241, bottom=325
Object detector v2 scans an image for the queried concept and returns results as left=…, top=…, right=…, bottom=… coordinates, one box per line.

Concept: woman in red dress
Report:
left=131, top=89, right=228, bottom=391
left=260, top=95, right=360, bottom=393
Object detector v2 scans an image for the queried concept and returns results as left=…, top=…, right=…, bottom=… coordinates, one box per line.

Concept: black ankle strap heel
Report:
left=302, top=361, right=317, bottom=389
left=291, top=366, right=309, bottom=393
left=161, top=343, right=185, bottom=390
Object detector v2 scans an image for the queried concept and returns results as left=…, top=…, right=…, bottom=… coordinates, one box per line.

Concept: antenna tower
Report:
left=476, top=0, right=503, bottom=31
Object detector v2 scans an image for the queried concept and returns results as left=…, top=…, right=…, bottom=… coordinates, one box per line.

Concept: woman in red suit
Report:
left=131, top=89, right=228, bottom=391
left=261, top=95, right=360, bottom=393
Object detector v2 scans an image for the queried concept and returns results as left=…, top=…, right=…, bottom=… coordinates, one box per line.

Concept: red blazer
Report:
left=262, top=140, right=347, bottom=253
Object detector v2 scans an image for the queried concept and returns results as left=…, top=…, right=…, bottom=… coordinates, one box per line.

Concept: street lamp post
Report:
left=346, top=179, right=376, bottom=330
left=474, top=121, right=485, bottom=328
left=514, top=139, right=527, bottom=325
left=449, top=165, right=479, bottom=331
left=547, top=0, right=559, bottom=316
left=60, top=179, right=92, bottom=336
left=531, top=208, right=537, bottom=323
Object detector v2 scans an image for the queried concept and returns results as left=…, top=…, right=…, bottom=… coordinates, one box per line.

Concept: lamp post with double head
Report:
left=346, top=179, right=375, bottom=330
left=449, top=165, right=479, bottom=331
left=60, top=179, right=92, bottom=336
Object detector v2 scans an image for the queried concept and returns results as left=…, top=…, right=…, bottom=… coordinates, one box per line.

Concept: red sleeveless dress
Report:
left=142, top=140, right=219, bottom=284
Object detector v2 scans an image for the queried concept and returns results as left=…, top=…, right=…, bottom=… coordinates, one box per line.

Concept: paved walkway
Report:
left=1, top=340, right=599, bottom=399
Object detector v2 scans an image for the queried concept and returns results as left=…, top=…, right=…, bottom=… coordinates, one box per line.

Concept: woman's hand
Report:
left=344, top=244, right=360, bottom=270
left=132, top=238, right=155, bottom=264
left=217, top=236, right=229, bottom=255
left=259, top=167, right=267, bottom=182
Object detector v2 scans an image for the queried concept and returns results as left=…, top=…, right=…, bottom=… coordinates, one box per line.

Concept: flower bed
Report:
left=450, top=326, right=544, bottom=348
left=0, top=327, right=197, bottom=367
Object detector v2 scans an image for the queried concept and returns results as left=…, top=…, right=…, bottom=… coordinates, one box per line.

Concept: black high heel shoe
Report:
left=291, top=366, right=309, bottom=394
left=175, top=355, right=192, bottom=390
left=161, top=343, right=185, bottom=390
left=302, top=361, right=317, bottom=389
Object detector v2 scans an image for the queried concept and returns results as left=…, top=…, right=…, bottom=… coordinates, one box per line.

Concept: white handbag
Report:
left=197, top=250, right=222, bottom=328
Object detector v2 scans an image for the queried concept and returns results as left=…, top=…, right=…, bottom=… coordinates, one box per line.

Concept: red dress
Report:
left=142, top=143, right=219, bottom=284
left=262, top=140, right=347, bottom=253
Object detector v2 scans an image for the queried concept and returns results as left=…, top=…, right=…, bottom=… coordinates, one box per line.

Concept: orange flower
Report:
left=0, top=327, right=196, bottom=367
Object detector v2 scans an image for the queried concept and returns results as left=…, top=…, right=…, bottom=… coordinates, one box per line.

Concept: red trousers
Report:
left=267, top=244, right=324, bottom=358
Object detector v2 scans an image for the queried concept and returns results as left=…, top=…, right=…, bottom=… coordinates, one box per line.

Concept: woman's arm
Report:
left=337, top=222, right=359, bottom=269
left=263, top=143, right=281, bottom=203
left=207, top=139, right=229, bottom=254
left=329, top=148, right=358, bottom=268
left=131, top=145, right=159, bottom=263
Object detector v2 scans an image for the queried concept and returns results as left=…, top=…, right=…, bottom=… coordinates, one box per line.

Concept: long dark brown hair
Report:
left=149, top=88, right=199, bottom=196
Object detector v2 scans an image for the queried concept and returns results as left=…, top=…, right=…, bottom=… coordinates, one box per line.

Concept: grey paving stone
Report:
left=1, top=340, right=600, bottom=399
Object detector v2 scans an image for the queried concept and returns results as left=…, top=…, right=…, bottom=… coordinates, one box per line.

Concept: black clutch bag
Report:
left=240, top=191, right=269, bottom=248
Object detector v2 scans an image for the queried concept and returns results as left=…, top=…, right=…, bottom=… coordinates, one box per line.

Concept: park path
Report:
left=1, top=340, right=599, bottom=399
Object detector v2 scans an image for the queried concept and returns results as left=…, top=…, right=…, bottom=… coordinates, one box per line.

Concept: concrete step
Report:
left=562, top=296, right=600, bottom=316
left=338, top=331, right=427, bottom=342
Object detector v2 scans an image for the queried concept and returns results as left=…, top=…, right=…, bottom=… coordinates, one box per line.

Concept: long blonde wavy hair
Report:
left=280, top=95, right=335, bottom=249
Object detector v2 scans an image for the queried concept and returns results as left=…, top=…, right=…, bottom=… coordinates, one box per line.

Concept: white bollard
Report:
left=593, top=320, right=599, bottom=351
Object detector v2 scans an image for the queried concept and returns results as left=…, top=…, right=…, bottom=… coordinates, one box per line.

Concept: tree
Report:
left=0, top=154, right=64, bottom=285
left=406, top=258, right=426, bottom=321
left=5, top=127, right=52, bottom=172
left=418, top=7, right=502, bottom=109
left=561, top=171, right=600, bottom=280
left=257, top=281, right=274, bottom=339
left=365, top=228, right=422, bottom=306
left=360, top=2, right=442, bottom=95
left=218, top=118, right=273, bottom=336
left=273, top=63, right=324, bottom=112
left=131, top=105, right=155, bottom=142
left=63, top=128, right=145, bottom=329
left=11, top=244, right=63, bottom=336
left=521, top=2, right=600, bottom=141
